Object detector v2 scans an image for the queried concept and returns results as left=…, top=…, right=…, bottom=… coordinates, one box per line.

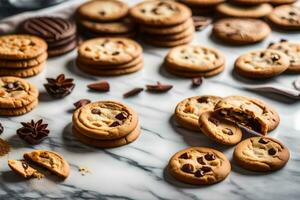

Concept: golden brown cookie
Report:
left=168, top=147, right=231, bottom=185
left=0, top=52, right=47, bottom=68
left=166, top=64, right=225, bottom=78
left=8, top=160, right=44, bottom=179
left=0, top=99, right=38, bottom=116
left=0, top=62, right=45, bottom=78
left=144, top=34, right=193, bottom=47
left=268, top=5, right=300, bottom=30
left=179, top=0, right=225, bottom=7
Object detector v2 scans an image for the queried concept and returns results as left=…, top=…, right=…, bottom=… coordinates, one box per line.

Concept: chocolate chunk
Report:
left=209, top=117, right=220, bottom=126
left=146, top=82, right=173, bottom=93
left=115, top=112, right=127, bottom=120
left=258, top=138, right=269, bottom=144
left=197, top=97, right=209, bottom=103
left=192, top=77, right=203, bottom=87
left=4, top=81, right=23, bottom=91
left=204, top=153, right=216, bottom=161
left=194, top=169, right=205, bottom=177
left=268, top=42, right=274, bottom=48
left=181, top=164, right=194, bottom=173
left=87, top=81, right=110, bottom=92
left=91, top=109, right=101, bottom=115
left=99, top=11, right=106, bottom=15
left=22, top=162, right=29, bottom=170
left=271, top=54, right=280, bottom=62
left=201, top=166, right=212, bottom=173
left=0, top=123, right=3, bottom=134
left=280, top=39, right=288, bottom=42
left=197, top=157, right=206, bottom=165
left=110, top=121, right=120, bottom=127
left=112, top=51, right=120, bottom=56
left=74, top=99, right=91, bottom=109
left=222, top=128, right=233, bottom=135
left=123, top=87, right=144, bottom=98
left=179, top=152, right=189, bottom=159
left=260, top=52, right=265, bottom=58
left=268, top=148, right=277, bottom=156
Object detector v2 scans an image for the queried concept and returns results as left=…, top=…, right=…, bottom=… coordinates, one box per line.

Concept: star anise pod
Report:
left=17, top=119, right=50, bottom=144
left=44, top=74, right=75, bottom=98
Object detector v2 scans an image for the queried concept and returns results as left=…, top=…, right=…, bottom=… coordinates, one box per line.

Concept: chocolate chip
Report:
left=222, top=128, right=233, bottom=135
left=209, top=117, right=220, bottom=126
left=0, top=123, right=3, bottom=134
left=146, top=82, right=173, bottom=93
left=268, top=148, right=277, bottom=156
left=115, top=112, right=127, bottom=120
left=91, top=109, right=101, bottom=115
left=181, top=164, right=194, bottom=173
left=179, top=152, right=189, bottom=159
left=22, top=162, right=28, bottom=170
left=110, top=121, right=120, bottom=127
left=271, top=54, right=280, bottom=62
left=123, top=87, right=144, bottom=98
left=192, top=16, right=212, bottom=32
left=260, top=52, right=265, bottom=58
left=87, top=81, right=110, bottom=92
left=74, top=99, right=91, bottom=109
left=204, top=153, right=216, bottom=161
left=197, top=157, right=206, bottom=165
left=280, top=39, right=288, bottom=42
left=194, top=169, right=205, bottom=177
left=258, top=138, right=269, bottom=144
left=201, top=166, right=212, bottom=173
left=141, top=9, right=146, bottom=13
left=192, top=77, right=203, bottom=88
left=99, top=11, right=106, bottom=15
left=184, top=56, right=189, bottom=59
left=289, top=11, right=296, bottom=16
left=197, top=97, right=208, bottom=103
left=112, top=51, right=120, bottom=56
left=268, top=42, right=274, bottom=48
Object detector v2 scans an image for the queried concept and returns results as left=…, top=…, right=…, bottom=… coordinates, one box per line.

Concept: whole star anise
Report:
left=44, top=74, right=75, bottom=98
left=17, top=119, right=50, bottom=144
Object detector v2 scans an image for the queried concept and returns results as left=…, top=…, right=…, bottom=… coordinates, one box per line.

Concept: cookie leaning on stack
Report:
left=76, top=0, right=136, bottom=38
left=164, top=45, right=225, bottom=77
left=72, top=101, right=140, bottom=148
left=20, top=17, right=77, bottom=57
left=0, top=76, right=39, bottom=116
left=130, top=0, right=194, bottom=47
left=0, top=35, right=47, bottom=77
left=76, top=37, right=143, bottom=76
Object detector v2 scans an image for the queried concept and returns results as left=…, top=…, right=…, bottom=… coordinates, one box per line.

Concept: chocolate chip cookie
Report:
left=234, top=49, right=290, bottom=78
left=199, top=111, right=243, bottom=145
left=175, top=96, right=222, bottom=131
left=168, top=147, right=231, bottom=185
left=8, top=160, right=44, bottom=179
left=268, top=5, right=300, bottom=30
left=233, top=137, right=290, bottom=171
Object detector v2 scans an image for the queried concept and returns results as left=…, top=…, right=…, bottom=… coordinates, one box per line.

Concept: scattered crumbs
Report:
left=0, top=138, right=10, bottom=156
left=78, top=166, right=91, bottom=176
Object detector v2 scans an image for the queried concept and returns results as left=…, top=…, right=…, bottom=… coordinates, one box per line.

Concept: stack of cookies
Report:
left=76, top=37, right=143, bottom=76
left=0, top=76, right=38, bottom=116
left=76, top=0, right=136, bottom=38
left=164, top=45, right=225, bottom=77
left=178, top=0, right=225, bottom=15
left=72, top=101, right=141, bottom=148
left=130, top=0, right=194, bottom=47
left=20, top=17, right=77, bottom=57
left=0, top=34, right=47, bottom=77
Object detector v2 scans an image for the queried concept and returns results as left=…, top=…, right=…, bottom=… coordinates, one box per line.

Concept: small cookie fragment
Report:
left=233, top=137, right=290, bottom=171
left=168, top=147, right=231, bottom=185
left=8, top=160, right=44, bottom=179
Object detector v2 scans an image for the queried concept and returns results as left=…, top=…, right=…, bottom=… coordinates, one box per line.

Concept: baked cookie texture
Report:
left=234, top=49, right=290, bottom=78
left=233, top=137, right=290, bottom=171
left=8, top=160, right=44, bottom=179
left=168, top=147, right=231, bottom=185
left=268, top=5, right=300, bottom=30
left=175, top=96, right=222, bottom=130
left=213, top=18, right=271, bottom=45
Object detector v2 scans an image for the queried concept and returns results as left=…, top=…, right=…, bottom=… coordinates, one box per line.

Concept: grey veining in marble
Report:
left=0, top=1, right=300, bottom=199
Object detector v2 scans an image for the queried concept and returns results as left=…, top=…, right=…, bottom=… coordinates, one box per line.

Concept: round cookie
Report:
left=0, top=52, right=47, bottom=68
left=179, top=0, right=225, bottom=6
left=268, top=5, right=300, bottom=30
left=270, top=0, right=297, bottom=5
left=233, top=137, right=290, bottom=171
left=168, top=147, right=231, bottom=185
left=175, top=96, right=222, bottom=131
left=77, top=61, right=143, bottom=76
left=235, top=49, right=290, bottom=78
left=0, top=62, right=45, bottom=78
left=130, top=0, right=192, bottom=26
left=0, top=35, right=47, bottom=60
left=165, top=45, right=225, bottom=72
left=48, top=40, right=77, bottom=57
left=77, top=0, right=129, bottom=22
left=0, top=76, right=38, bottom=108
left=231, top=0, right=271, bottom=5
left=215, top=96, right=280, bottom=134
left=78, top=37, right=142, bottom=65
left=140, top=18, right=193, bottom=35
left=216, top=3, right=273, bottom=18
left=73, top=125, right=140, bottom=148
left=268, top=42, right=300, bottom=73
left=199, top=111, right=243, bottom=145
left=48, top=35, right=77, bottom=48
left=166, top=64, right=225, bottom=78
left=72, top=101, right=139, bottom=140
left=212, top=18, right=271, bottom=45
left=144, top=34, right=193, bottom=47
left=0, top=99, right=38, bottom=116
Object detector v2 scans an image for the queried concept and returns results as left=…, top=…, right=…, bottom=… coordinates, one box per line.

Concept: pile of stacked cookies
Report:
left=164, top=45, right=225, bottom=77
left=20, top=17, right=77, bottom=57
left=0, top=35, right=47, bottom=77
left=72, top=101, right=141, bottom=148
left=178, top=0, right=225, bottom=15
left=76, top=0, right=136, bottom=38
left=0, top=77, right=38, bottom=116
left=130, top=0, right=194, bottom=47
left=76, top=37, right=143, bottom=76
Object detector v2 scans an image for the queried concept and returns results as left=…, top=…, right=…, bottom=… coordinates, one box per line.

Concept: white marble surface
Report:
left=0, top=1, right=300, bottom=199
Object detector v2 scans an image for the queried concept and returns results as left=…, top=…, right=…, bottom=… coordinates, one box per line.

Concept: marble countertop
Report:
left=0, top=1, right=300, bottom=199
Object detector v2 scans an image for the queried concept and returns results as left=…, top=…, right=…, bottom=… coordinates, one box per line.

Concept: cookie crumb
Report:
left=78, top=166, right=90, bottom=176
left=0, top=138, right=10, bottom=156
